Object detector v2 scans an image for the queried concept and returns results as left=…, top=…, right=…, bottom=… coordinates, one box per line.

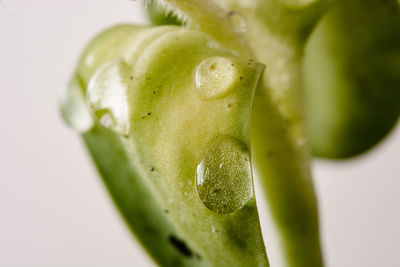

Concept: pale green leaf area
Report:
left=63, top=24, right=268, bottom=266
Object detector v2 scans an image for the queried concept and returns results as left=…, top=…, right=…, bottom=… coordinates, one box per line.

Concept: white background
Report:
left=0, top=0, right=399, bottom=266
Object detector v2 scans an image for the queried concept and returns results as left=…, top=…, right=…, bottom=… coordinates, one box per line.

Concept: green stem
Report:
left=251, top=85, right=323, bottom=267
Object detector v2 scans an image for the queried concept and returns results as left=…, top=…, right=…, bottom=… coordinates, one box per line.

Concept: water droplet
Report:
left=59, top=77, right=94, bottom=132
left=195, top=57, right=239, bottom=100
left=87, top=59, right=132, bottom=135
left=228, top=11, right=246, bottom=34
left=195, top=135, right=253, bottom=214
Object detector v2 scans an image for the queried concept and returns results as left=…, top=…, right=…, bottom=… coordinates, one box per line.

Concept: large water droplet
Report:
left=87, top=59, right=131, bottom=135
left=59, top=77, right=94, bottom=132
left=228, top=11, right=246, bottom=34
left=195, top=57, right=239, bottom=100
left=195, top=135, right=253, bottom=214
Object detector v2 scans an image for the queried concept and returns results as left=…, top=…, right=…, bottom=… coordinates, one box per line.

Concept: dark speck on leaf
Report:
left=149, top=166, right=155, bottom=172
left=227, top=103, right=232, bottom=108
left=239, top=76, right=243, bottom=80
left=164, top=209, right=169, bottom=214
left=168, top=235, right=193, bottom=257
left=142, top=112, right=151, bottom=119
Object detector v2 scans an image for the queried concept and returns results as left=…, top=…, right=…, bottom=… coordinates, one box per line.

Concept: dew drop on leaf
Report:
left=195, top=57, right=239, bottom=100
left=87, top=59, right=131, bottom=135
left=195, top=135, right=253, bottom=214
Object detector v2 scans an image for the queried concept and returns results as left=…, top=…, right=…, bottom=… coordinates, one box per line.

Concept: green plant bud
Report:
left=61, top=24, right=268, bottom=266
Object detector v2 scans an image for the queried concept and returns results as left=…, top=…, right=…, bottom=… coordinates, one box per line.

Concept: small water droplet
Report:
left=59, top=77, right=94, bottom=133
left=195, top=135, right=253, bottom=214
left=195, top=57, right=239, bottom=100
left=87, top=59, right=132, bottom=135
left=228, top=11, right=246, bottom=34
left=211, top=227, right=216, bottom=233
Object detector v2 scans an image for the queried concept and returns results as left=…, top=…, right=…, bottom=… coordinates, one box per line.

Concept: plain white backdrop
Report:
left=0, top=1, right=399, bottom=266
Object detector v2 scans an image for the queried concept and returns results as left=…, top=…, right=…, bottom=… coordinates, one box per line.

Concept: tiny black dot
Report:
left=239, top=76, right=243, bottom=80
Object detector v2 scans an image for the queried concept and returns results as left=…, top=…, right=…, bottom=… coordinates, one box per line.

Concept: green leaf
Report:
left=304, top=0, right=400, bottom=158
left=62, top=24, right=268, bottom=266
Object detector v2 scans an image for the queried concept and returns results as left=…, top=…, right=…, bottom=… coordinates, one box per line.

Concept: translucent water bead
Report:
left=196, top=135, right=253, bottom=214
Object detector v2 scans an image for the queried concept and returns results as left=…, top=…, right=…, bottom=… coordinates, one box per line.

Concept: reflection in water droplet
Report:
left=195, top=135, right=253, bottom=214
left=195, top=57, right=239, bottom=100
left=87, top=59, right=131, bottom=135
left=228, top=11, right=246, bottom=34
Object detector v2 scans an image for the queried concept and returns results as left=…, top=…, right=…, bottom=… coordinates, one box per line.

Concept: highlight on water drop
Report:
left=195, top=57, right=240, bottom=100
left=59, top=77, right=94, bottom=132
left=86, top=59, right=132, bottom=135
left=195, top=135, right=253, bottom=214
